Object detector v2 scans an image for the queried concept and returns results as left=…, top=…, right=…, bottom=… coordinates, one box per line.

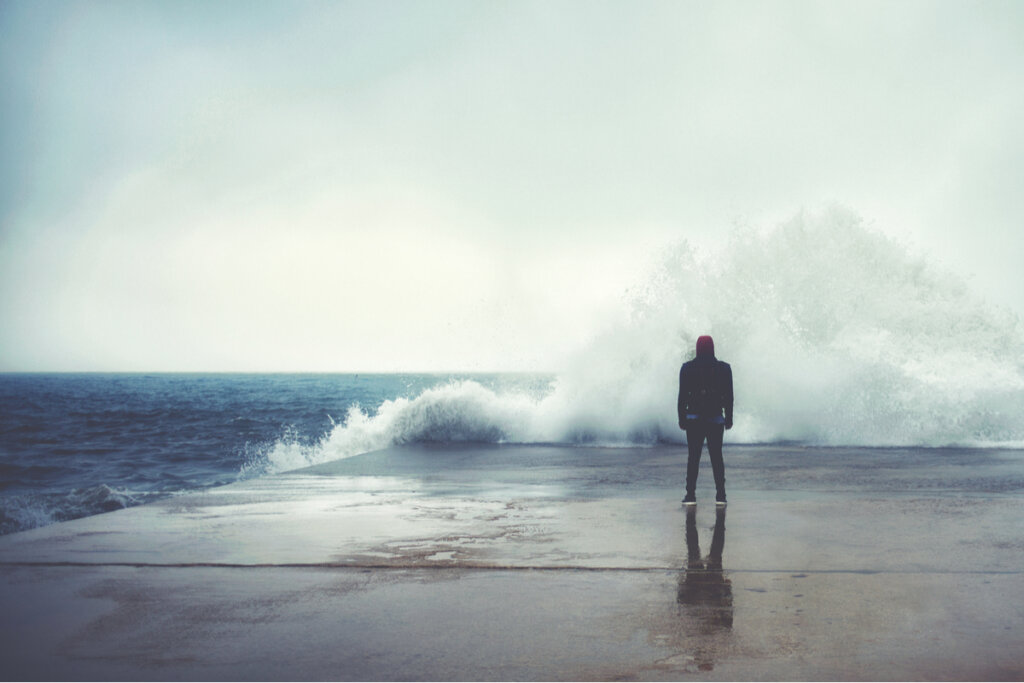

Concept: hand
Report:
left=679, top=419, right=686, bottom=430
left=725, top=420, right=733, bottom=430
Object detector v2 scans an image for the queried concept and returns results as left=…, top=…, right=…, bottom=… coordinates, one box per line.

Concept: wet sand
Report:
left=1, top=444, right=1022, bottom=681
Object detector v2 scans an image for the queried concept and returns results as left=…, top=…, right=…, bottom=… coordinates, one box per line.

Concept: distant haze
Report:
left=2, top=0, right=1022, bottom=372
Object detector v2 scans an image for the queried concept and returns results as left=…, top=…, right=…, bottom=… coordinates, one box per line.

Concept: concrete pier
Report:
left=1, top=444, right=1022, bottom=680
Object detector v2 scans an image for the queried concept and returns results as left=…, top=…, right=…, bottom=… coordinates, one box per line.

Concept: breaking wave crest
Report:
left=0, top=485, right=148, bottom=536
left=249, top=206, right=1024, bottom=475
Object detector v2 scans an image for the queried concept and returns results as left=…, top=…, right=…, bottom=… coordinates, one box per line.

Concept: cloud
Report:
left=2, top=0, right=1022, bottom=370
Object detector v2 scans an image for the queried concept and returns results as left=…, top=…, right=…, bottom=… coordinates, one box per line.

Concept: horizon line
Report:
left=0, top=369, right=559, bottom=375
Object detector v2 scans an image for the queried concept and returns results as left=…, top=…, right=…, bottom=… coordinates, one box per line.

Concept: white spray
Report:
left=253, top=207, right=1024, bottom=474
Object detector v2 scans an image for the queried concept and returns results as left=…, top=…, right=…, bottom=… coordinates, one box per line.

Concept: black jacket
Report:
left=678, top=357, right=734, bottom=425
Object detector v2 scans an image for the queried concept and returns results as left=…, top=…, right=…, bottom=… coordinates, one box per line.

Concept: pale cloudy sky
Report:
left=1, top=0, right=1021, bottom=371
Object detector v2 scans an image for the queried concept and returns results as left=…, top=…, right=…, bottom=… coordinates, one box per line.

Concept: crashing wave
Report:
left=247, top=206, right=1024, bottom=475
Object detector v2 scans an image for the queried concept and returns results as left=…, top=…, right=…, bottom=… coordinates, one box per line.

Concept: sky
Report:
left=1, top=0, right=1022, bottom=372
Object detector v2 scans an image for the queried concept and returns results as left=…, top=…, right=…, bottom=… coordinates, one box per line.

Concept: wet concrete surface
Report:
left=1, top=444, right=1022, bottom=680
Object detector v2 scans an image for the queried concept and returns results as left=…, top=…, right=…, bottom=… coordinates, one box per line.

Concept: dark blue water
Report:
left=6, top=368, right=1021, bottom=536
left=0, top=373, right=551, bottom=535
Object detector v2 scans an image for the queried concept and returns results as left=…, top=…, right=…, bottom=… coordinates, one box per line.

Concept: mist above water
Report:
left=605, top=205, right=1024, bottom=446
left=255, top=207, right=1024, bottom=474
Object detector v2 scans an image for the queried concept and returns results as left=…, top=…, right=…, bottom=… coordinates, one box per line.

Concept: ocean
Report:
left=3, top=210, right=1023, bottom=535
left=0, top=373, right=553, bottom=535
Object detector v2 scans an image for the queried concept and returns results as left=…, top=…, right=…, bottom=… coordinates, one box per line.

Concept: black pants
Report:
left=685, top=422, right=725, bottom=495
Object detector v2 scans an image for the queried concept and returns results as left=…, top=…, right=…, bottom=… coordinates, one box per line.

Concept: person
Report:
left=677, top=335, right=733, bottom=505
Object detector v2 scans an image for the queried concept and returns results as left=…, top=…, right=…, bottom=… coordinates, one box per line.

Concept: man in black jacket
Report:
left=678, top=335, right=733, bottom=506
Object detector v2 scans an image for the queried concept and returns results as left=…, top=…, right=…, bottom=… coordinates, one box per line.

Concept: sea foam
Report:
left=254, top=207, right=1024, bottom=474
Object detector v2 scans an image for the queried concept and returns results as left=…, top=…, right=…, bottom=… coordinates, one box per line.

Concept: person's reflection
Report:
left=677, top=506, right=733, bottom=671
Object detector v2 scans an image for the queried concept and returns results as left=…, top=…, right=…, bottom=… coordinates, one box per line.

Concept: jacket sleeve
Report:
left=722, top=362, right=734, bottom=424
left=677, top=364, right=687, bottom=423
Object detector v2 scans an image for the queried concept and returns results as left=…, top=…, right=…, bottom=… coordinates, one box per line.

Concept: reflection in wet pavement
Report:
left=677, top=506, right=733, bottom=671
